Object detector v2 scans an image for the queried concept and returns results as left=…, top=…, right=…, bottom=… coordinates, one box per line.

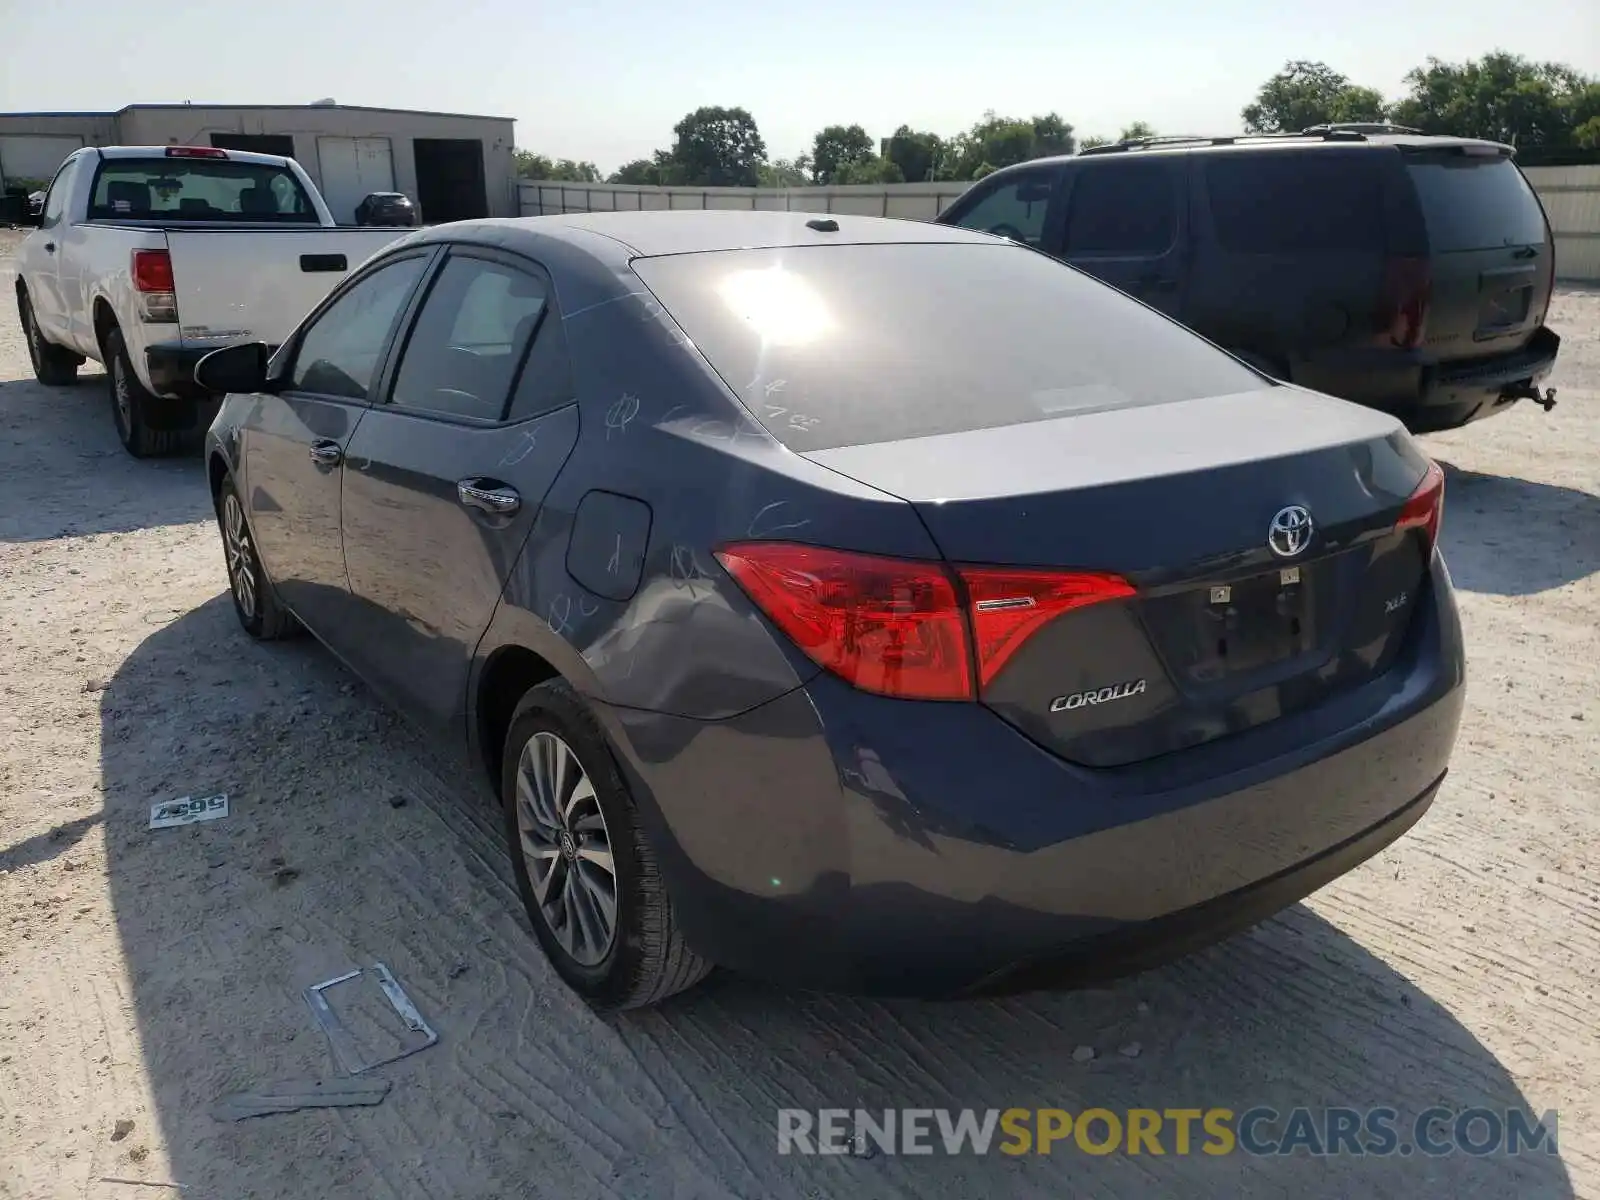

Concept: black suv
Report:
left=936, top=126, right=1560, bottom=432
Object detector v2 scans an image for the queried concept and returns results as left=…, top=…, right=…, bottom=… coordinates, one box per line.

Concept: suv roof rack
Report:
left=1077, top=124, right=1427, bottom=157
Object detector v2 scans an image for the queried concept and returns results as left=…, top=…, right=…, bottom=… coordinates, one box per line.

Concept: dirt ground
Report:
left=1, top=225, right=1597, bottom=1198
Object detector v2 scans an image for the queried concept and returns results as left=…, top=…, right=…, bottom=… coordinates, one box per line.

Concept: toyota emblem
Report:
left=1267, top=505, right=1314, bottom=558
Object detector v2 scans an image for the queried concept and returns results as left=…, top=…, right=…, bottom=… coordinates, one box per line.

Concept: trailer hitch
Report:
left=1501, top=381, right=1557, bottom=412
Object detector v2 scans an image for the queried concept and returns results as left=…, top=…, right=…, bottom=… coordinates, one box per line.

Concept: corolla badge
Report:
left=1267, top=505, right=1314, bottom=558
left=1050, top=679, right=1147, bottom=713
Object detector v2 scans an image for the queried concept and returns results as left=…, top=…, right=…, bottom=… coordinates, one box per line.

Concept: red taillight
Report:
left=714, top=542, right=1134, bottom=700
left=165, top=145, right=228, bottom=159
left=1380, top=256, right=1432, bottom=350
left=131, top=249, right=174, bottom=293
left=958, top=566, right=1137, bottom=689
left=714, top=543, right=972, bottom=699
left=1395, top=460, right=1445, bottom=553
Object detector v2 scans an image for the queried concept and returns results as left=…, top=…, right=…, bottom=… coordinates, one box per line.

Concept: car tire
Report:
left=216, top=473, right=297, bottom=640
left=19, top=292, right=82, bottom=386
left=501, top=680, right=712, bottom=1010
left=104, top=326, right=185, bottom=459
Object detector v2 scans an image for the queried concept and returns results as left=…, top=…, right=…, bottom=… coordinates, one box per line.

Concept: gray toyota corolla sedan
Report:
left=198, top=210, right=1464, bottom=1010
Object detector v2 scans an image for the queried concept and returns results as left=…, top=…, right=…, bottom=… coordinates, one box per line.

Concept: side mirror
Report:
left=195, top=341, right=274, bottom=395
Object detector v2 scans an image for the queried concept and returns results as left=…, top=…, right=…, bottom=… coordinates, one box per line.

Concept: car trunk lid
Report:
left=806, top=388, right=1440, bottom=767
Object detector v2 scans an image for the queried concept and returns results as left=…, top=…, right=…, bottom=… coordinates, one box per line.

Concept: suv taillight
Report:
left=714, top=542, right=1135, bottom=700
left=1380, top=256, right=1432, bottom=350
left=1395, top=461, right=1445, bottom=554
left=131, top=249, right=177, bottom=323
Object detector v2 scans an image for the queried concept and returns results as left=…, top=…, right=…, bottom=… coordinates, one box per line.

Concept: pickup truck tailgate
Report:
left=165, top=227, right=410, bottom=348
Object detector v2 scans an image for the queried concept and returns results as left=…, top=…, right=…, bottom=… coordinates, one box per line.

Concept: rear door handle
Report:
left=44, top=242, right=56, bottom=253
left=308, top=440, right=343, bottom=466
left=457, top=479, right=520, bottom=516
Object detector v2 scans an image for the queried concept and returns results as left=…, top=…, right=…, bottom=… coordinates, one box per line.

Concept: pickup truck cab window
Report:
left=289, top=256, right=429, bottom=400
left=88, top=158, right=316, bottom=223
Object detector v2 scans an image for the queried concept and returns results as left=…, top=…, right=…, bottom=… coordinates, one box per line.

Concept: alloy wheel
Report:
left=515, top=732, right=618, bottom=966
left=112, top=356, right=132, bottom=428
left=222, top=492, right=258, bottom=618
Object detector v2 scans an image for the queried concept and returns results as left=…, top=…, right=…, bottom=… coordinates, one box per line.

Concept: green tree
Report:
left=1079, top=134, right=1111, bottom=150
left=1241, top=61, right=1388, bottom=132
left=834, top=157, right=905, bottom=184
left=809, top=124, right=874, bottom=183
left=947, top=111, right=1075, bottom=178
left=667, top=106, right=767, bottom=187
left=884, top=125, right=944, bottom=182
left=1118, top=121, right=1157, bottom=141
left=608, top=159, right=661, bottom=185
left=1390, top=52, right=1595, bottom=147
left=512, top=150, right=599, bottom=182
left=759, top=157, right=811, bottom=187
left=1030, top=113, right=1076, bottom=157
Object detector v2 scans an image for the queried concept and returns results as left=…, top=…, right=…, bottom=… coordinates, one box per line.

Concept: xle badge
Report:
left=1050, top=679, right=1148, bottom=713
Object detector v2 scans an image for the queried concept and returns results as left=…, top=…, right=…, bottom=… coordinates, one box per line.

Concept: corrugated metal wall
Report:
left=1524, top=165, right=1600, bottom=283
left=520, top=166, right=1600, bottom=283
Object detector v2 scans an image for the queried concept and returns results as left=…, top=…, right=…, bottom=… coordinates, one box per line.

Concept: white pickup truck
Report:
left=14, top=145, right=412, bottom=456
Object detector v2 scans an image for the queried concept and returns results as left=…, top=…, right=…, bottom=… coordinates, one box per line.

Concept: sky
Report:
left=2, top=0, right=1596, bottom=174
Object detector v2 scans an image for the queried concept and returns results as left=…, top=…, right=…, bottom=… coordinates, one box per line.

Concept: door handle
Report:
left=308, top=440, right=343, bottom=466
left=457, top=479, right=521, bottom=516
left=44, top=243, right=56, bottom=253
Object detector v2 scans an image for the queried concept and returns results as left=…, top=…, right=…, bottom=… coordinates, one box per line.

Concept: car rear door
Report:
left=1400, top=146, right=1555, bottom=364
left=1053, top=155, right=1187, bottom=317
left=338, top=246, right=581, bottom=736
left=242, top=248, right=433, bottom=643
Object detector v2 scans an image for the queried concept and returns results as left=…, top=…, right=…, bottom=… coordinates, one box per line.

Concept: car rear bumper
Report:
left=1295, top=326, right=1560, bottom=433
left=600, top=555, right=1467, bottom=996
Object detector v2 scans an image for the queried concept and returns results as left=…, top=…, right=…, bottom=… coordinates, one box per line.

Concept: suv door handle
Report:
left=308, top=440, right=343, bottom=466
left=457, top=479, right=521, bottom=516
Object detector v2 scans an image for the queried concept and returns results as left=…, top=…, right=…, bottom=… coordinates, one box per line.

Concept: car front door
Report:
left=338, top=246, right=581, bottom=736
left=1053, top=156, right=1188, bottom=317
left=241, top=249, right=433, bottom=643
left=21, top=156, right=78, bottom=342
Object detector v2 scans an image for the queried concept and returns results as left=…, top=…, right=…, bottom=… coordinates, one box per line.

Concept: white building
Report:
left=0, top=101, right=517, bottom=224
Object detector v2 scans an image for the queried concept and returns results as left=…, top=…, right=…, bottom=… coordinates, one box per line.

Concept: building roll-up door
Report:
left=316, top=136, right=396, bottom=224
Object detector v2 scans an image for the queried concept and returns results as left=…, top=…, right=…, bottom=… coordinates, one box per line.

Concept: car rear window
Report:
left=1404, top=153, right=1547, bottom=252
left=1204, top=151, right=1388, bottom=254
left=633, top=242, right=1266, bottom=452
left=88, top=158, right=316, bottom=223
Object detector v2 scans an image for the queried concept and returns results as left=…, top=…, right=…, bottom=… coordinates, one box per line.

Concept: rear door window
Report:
left=634, top=242, right=1264, bottom=452
left=943, top=170, right=1058, bottom=247
left=1205, top=152, right=1387, bottom=253
left=1404, top=154, right=1547, bottom=252
left=1063, top=159, right=1178, bottom=257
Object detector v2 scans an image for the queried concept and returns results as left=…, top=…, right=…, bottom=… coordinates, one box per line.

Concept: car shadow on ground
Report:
left=1436, top=461, right=1600, bottom=597
left=97, top=597, right=1573, bottom=1198
left=0, top=369, right=209, bottom=543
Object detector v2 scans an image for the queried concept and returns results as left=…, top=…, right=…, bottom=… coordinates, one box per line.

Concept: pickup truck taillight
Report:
left=131, top=249, right=177, bottom=323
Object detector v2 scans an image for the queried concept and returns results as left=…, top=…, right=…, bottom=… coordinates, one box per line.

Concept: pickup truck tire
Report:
left=19, top=293, right=82, bottom=386
left=216, top=474, right=297, bottom=640
left=104, top=326, right=185, bottom=459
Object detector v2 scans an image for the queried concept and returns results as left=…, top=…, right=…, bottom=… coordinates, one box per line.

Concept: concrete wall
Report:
left=1524, top=165, right=1600, bottom=284
left=518, top=180, right=970, bottom=222
left=116, top=107, right=519, bottom=219
left=521, top=169, right=1600, bottom=283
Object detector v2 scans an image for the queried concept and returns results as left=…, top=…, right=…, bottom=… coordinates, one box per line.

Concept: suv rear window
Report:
left=633, top=242, right=1265, bottom=453
left=1404, top=153, right=1547, bottom=252
left=1205, top=151, right=1387, bottom=253
left=88, top=158, right=316, bottom=223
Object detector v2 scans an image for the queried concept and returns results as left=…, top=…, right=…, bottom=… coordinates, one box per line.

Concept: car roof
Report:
left=992, top=131, right=1514, bottom=175
left=441, top=210, right=1003, bottom=258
